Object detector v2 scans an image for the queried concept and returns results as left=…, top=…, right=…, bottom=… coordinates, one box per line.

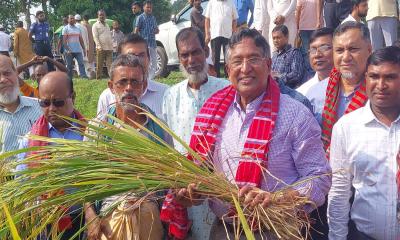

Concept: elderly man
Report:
left=97, top=34, right=168, bottom=120
left=161, top=28, right=331, bottom=240
left=18, top=71, right=86, bottom=239
left=0, top=55, right=41, bottom=154
left=92, top=10, right=113, bottom=79
left=162, top=27, right=229, bottom=240
left=297, top=28, right=334, bottom=119
left=313, top=22, right=371, bottom=154
left=85, top=54, right=171, bottom=240
left=16, top=56, right=68, bottom=98
left=328, top=46, right=400, bottom=240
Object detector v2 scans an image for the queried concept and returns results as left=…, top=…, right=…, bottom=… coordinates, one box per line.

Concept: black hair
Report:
left=131, top=1, right=141, bottom=7
left=17, top=21, right=23, bottom=28
left=366, top=46, right=400, bottom=68
left=228, top=28, right=271, bottom=59
left=175, top=27, right=205, bottom=53
left=351, top=0, right=368, bottom=8
left=83, top=14, right=90, bottom=21
left=36, top=11, right=44, bottom=17
left=393, top=40, right=400, bottom=48
left=310, top=27, right=334, bottom=45
left=143, top=0, right=153, bottom=6
left=117, top=33, right=150, bottom=57
left=110, top=54, right=147, bottom=81
left=272, top=24, right=289, bottom=37
left=334, top=21, right=370, bottom=43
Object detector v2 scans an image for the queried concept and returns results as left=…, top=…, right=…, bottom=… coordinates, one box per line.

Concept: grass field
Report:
left=28, top=71, right=184, bottom=119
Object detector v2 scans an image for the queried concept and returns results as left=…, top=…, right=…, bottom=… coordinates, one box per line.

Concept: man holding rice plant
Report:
left=17, top=71, right=86, bottom=239
left=161, top=28, right=332, bottom=239
left=85, top=54, right=172, bottom=240
left=162, top=27, right=230, bottom=240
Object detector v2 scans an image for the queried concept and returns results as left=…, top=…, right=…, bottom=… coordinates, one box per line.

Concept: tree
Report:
left=171, top=0, right=189, bottom=14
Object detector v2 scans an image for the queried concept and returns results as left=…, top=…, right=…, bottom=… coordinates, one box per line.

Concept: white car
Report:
left=155, top=0, right=209, bottom=77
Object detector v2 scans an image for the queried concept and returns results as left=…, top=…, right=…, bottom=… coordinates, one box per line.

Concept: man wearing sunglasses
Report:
left=0, top=55, right=41, bottom=154
left=18, top=71, right=86, bottom=239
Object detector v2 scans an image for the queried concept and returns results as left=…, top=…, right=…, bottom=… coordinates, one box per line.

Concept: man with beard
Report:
left=84, top=54, right=171, bottom=240
left=341, top=0, right=369, bottom=24
left=0, top=55, right=41, bottom=154
left=97, top=34, right=168, bottom=120
left=313, top=22, right=371, bottom=155
left=161, top=27, right=229, bottom=240
left=18, top=71, right=86, bottom=239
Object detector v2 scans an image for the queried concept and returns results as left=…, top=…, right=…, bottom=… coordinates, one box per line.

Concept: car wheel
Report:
left=155, top=45, right=170, bottom=78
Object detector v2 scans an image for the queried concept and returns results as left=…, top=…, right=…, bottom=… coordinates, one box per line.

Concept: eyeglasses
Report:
left=115, top=79, right=144, bottom=88
left=38, top=96, right=71, bottom=108
left=309, top=44, right=332, bottom=55
left=229, top=57, right=265, bottom=68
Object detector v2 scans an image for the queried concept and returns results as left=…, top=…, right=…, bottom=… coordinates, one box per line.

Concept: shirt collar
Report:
left=233, top=91, right=265, bottom=113
left=361, top=101, right=400, bottom=125
left=276, top=44, right=292, bottom=55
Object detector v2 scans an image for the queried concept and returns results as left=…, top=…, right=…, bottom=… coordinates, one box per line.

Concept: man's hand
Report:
left=175, top=183, right=203, bottom=207
left=41, top=56, right=49, bottom=62
left=85, top=204, right=102, bottom=240
left=274, top=15, right=285, bottom=25
left=205, top=35, right=211, bottom=46
left=239, top=186, right=271, bottom=208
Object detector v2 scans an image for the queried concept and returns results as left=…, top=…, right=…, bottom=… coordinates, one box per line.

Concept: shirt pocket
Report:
left=353, top=158, right=378, bottom=187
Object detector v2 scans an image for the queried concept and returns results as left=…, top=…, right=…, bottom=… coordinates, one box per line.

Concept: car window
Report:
left=178, top=0, right=208, bottom=23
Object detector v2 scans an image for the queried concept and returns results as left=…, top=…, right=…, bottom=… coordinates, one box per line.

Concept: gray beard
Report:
left=0, top=84, right=19, bottom=105
left=179, top=63, right=208, bottom=86
left=341, top=71, right=355, bottom=80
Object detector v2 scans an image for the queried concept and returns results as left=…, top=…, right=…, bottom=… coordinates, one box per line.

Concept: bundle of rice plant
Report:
left=0, top=113, right=319, bottom=240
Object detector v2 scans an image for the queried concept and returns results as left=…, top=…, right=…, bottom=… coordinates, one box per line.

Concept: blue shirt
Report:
left=29, top=21, right=51, bottom=41
left=272, top=44, right=305, bottom=89
left=234, top=0, right=254, bottom=26
left=278, top=79, right=313, bottom=113
left=136, top=13, right=158, bottom=48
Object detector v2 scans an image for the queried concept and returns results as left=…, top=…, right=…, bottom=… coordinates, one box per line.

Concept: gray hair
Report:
left=110, top=54, right=147, bottom=81
left=334, top=21, right=371, bottom=43
left=226, top=28, right=271, bottom=63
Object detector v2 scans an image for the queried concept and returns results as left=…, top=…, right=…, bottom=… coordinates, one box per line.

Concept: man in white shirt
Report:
left=162, top=27, right=229, bottom=240
left=253, top=0, right=269, bottom=40
left=204, top=0, right=238, bottom=78
left=341, top=0, right=368, bottom=24
left=97, top=33, right=168, bottom=120
left=328, top=46, right=400, bottom=240
left=297, top=28, right=334, bottom=114
left=0, top=25, right=11, bottom=56
left=75, top=14, right=94, bottom=78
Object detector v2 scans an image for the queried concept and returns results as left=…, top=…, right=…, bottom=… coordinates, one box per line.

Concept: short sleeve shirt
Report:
left=29, top=22, right=50, bottom=41
left=205, top=0, right=238, bottom=39
left=136, top=13, right=158, bottom=48
left=62, top=24, right=83, bottom=53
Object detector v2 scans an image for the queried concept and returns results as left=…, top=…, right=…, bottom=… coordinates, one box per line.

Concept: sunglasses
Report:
left=38, top=96, right=71, bottom=108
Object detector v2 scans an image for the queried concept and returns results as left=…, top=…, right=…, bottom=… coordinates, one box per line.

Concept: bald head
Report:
left=39, top=71, right=74, bottom=96
left=38, top=71, right=76, bottom=131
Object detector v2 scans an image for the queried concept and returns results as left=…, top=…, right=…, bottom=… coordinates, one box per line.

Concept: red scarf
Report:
left=321, top=68, right=368, bottom=157
left=160, top=77, right=280, bottom=239
left=28, top=110, right=85, bottom=232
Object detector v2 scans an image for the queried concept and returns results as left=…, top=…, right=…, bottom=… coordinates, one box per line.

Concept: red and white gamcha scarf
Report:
left=160, top=76, right=280, bottom=239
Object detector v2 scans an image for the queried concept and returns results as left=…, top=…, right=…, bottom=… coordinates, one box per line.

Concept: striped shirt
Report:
left=210, top=93, right=332, bottom=217
left=136, top=13, right=158, bottom=48
left=62, top=24, right=83, bottom=53
left=0, top=96, right=42, bottom=154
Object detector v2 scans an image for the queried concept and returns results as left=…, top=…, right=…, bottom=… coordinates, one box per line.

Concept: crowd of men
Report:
left=1, top=0, right=400, bottom=239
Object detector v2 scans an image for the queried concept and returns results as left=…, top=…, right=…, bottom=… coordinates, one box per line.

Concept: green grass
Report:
left=27, top=71, right=184, bottom=119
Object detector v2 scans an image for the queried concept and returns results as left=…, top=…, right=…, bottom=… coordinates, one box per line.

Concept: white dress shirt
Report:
left=341, top=14, right=358, bottom=24
left=253, top=0, right=269, bottom=40
left=161, top=76, right=229, bottom=153
left=303, top=76, right=328, bottom=124
left=204, top=0, right=238, bottom=40
left=97, top=79, right=168, bottom=120
left=0, top=31, right=11, bottom=52
left=297, top=73, right=322, bottom=96
left=328, top=102, right=400, bottom=240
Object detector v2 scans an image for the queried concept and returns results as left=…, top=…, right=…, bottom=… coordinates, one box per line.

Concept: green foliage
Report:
left=171, top=0, right=189, bottom=14
left=0, top=0, right=20, bottom=32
